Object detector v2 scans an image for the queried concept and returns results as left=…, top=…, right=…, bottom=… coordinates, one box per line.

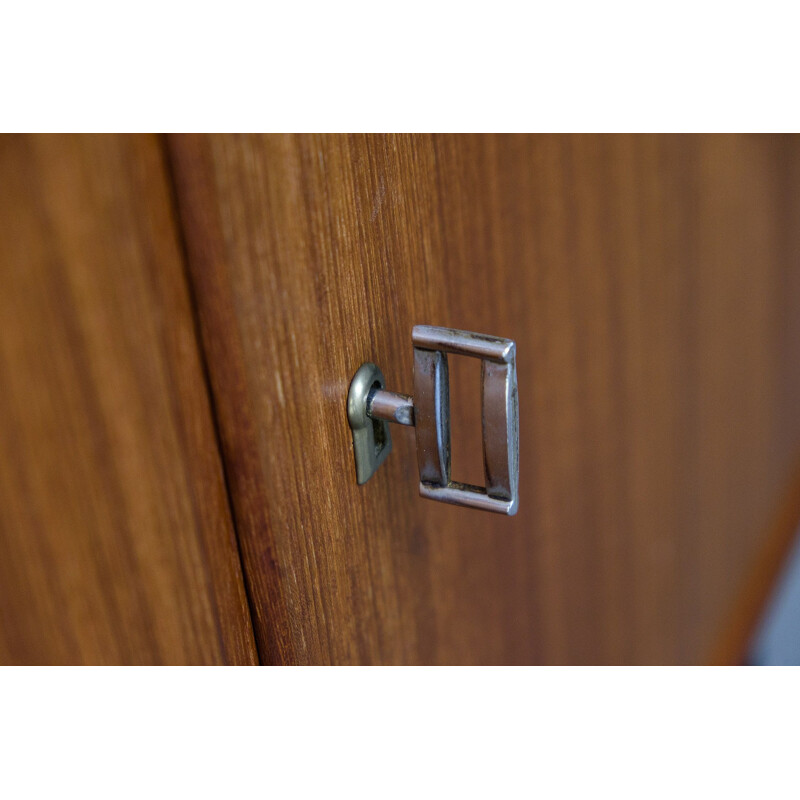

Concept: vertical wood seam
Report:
left=158, top=134, right=263, bottom=666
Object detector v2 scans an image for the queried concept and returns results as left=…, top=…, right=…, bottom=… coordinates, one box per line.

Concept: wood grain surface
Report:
left=169, top=133, right=800, bottom=665
left=0, top=134, right=258, bottom=664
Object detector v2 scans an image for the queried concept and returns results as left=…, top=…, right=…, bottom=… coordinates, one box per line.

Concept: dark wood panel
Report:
left=0, top=134, right=258, bottom=664
left=169, top=133, right=800, bottom=664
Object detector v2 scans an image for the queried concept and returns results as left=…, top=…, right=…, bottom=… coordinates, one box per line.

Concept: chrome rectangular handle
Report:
left=412, top=325, right=518, bottom=515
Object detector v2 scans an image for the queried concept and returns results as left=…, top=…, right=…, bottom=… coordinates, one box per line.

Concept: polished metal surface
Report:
left=347, top=362, right=392, bottom=485
left=367, top=389, right=415, bottom=426
left=482, top=358, right=518, bottom=504
left=412, top=325, right=518, bottom=516
left=346, top=325, right=519, bottom=515
left=413, top=347, right=450, bottom=486
left=412, top=324, right=514, bottom=363
left=418, top=481, right=517, bottom=514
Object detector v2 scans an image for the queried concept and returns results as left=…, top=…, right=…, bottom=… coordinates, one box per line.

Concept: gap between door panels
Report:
left=158, top=134, right=266, bottom=666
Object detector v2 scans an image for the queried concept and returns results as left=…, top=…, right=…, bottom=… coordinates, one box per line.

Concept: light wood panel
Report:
left=169, top=134, right=800, bottom=664
left=0, top=134, right=258, bottom=664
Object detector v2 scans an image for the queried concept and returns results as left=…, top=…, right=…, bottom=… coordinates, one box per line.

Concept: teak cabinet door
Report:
left=169, top=134, right=800, bottom=665
left=0, top=134, right=257, bottom=664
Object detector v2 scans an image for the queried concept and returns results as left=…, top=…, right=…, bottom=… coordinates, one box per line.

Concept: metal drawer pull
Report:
left=347, top=325, right=519, bottom=515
